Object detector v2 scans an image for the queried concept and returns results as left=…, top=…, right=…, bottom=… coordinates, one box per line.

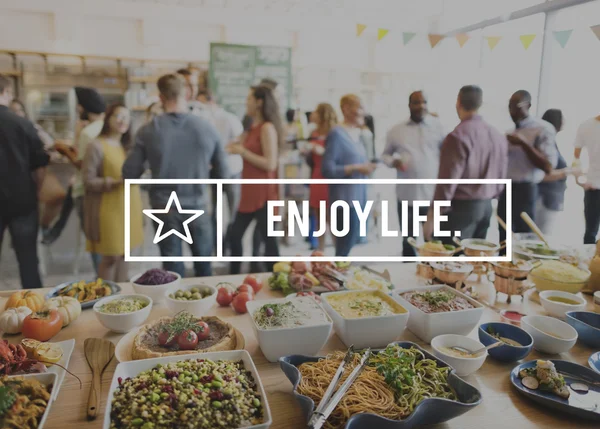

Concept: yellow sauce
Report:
left=327, top=291, right=406, bottom=319
left=439, top=346, right=477, bottom=358
left=547, top=296, right=580, bottom=305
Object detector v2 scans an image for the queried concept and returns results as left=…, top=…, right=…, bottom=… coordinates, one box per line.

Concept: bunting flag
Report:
left=520, top=34, right=536, bottom=50
left=485, top=36, right=502, bottom=50
left=553, top=29, right=573, bottom=48
left=402, top=32, right=417, bottom=45
left=455, top=33, right=470, bottom=47
left=428, top=34, right=444, bottom=48
left=591, top=24, right=600, bottom=41
left=377, top=28, right=389, bottom=41
left=356, top=23, right=367, bottom=37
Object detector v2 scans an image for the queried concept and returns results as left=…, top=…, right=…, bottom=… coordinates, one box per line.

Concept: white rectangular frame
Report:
left=125, top=178, right=512, bottom=262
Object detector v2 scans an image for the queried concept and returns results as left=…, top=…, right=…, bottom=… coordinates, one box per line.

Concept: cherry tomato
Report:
left=216, top=287, right=234, bottom=306
left=232, top=292, right=254, bottom=314
left=177, top=329, right=199, bottom=350
left=236, top=284, right=254, bottom=296
left=21, top=310, right=62, bottom=342
left=158, top=330, right=176, bottom=347
left=195, top=321, right=210, bottom=341
left=243, top=275, right=263, bottom=294
left=296, top=291, right=321, bottom=303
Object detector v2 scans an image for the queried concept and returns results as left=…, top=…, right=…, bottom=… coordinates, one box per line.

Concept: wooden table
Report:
left=2, top=264, right=599, bottom=429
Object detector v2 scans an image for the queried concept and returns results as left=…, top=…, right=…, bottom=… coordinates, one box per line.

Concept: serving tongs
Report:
left=307, top=346, right=371, bottom=429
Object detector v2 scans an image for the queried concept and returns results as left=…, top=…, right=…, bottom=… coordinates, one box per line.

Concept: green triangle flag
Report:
left=520, top=34, right=536, bottom=50
left=403, top=32, right=416, bottom=45
left=553, top=29, right=572, bottom=48
left=591, top=25, right=600, bottom=41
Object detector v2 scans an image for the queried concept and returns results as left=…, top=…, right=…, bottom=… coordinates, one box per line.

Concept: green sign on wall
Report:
left=209, top=42, right=292, bottom=118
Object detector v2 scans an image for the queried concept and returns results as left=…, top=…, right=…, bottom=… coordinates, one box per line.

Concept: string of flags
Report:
left=356, top=23, right=600, bottom=50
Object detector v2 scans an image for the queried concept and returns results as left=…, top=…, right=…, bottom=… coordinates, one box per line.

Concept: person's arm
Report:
left=507, top=133, right=552, bottom=174
left=381, top=128, right=399, bottom=168
left=83, top=141, right=120, bottom=193
left=209, top=129, right=231, bottom=180
left=122, top=128, right=148, bottom=179
left=25, top=121, right=50, bottom=191
left=322, top=129, right=375, bottom=178
left=542, top=167, right=580, bottom=182
left=432, top=134, right=467, bottom=202
left=234, top=123, right=278, bottom=172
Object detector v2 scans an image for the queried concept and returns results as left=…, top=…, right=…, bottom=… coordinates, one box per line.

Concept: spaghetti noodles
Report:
left=0, top=376, right=50, bottom=429
left=297, top=346, right=456, bottom=429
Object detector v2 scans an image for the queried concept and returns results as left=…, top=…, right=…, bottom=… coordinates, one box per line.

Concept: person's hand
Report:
left=423, top=217, right=434, bottom=241
left=392, top=158, right=409, bottom=172
left=226, top=143, right=245, bottom=155
left=354, top=163, right=377, bottom=175
left=506, top=133, right=525, bottom=146
left=569, top=166, right=583, bottom=177
left=54, top=142, right=78, bottom=162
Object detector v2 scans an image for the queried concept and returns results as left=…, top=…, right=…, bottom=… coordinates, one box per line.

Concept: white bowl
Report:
left=164, top=284, right=216, bottom=316
left=93, top=294, right=153, bottom=333
left=521, top=315, right=578, bottom=354
left=539, top=290, right=586, bottom=319
left=130, top=270, right=181, bottom=304
left=103, top=350, right=271, bottom=429
left=246, top=297, right=332, bottom=362
left=393, top=285, right=484, bottom=344
left=321, top=289, right=409, bottom=348
left=431, top=334, right=487, bottom=376
left=6, top=372, right=57, bottom=429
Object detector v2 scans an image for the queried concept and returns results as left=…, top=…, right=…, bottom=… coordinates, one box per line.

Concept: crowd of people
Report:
left=1, top=69, right=599, bottom=289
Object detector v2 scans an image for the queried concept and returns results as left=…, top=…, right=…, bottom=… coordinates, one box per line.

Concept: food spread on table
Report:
left=400, top=290, right=475, bottom=313
left=439, top=346, right=478, bottom=358
left=269, top=253, right=347, bottom=294
left=546, top=296, right=580, bottom=305
left=131, top=311, right=237, bottom=360
left=297, top=345, right=456, bottom=428
left=519, top=360, right=570, bottom=399
left=134, top=269, right=177, bottom=286
left=421, top=240, right=456, bottom=253
left=344, top=268, right=393, bottom=292
left=97, top=297, right=149, bottom=314
left=326, top=291, right=405, bottom=318
left=252, top=297, right=329, bottom=329
left=168, top=287, right=213, bottom=301
left=0, top=376, right=51, bottom=429
left=109, top=358, right=264, bottom=429
left=53, top=279, right=113, bottom=303
left=485, top=326, right=522, bottom=347
left=531, top=260, right=590, bottom=283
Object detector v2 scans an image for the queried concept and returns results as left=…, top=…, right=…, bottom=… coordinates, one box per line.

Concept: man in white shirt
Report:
left=194, top=88, right=244, bottom=253
left=381, top=91, right=446, bottom=256
left=574, top=115, right=600, bottom=244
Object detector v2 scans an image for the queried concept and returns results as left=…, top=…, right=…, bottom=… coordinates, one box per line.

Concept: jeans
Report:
left=0, top=210, right=42, bottom=289
left=334, top=206, right=361, bottom=257
left=74, top=196, right=100, bottom=274
left=397, top=203, right=428, bottom=257
left=584, top=189, right=600, bottom=244
left=211, top=174, right=241, bottom=255
left=229, top=204, right=280, bottom=274
left=153, top=209, right=213, bottom=277
left=436, top=199, right=493, bottom=245
left=497, top=182, right=538, bottom=244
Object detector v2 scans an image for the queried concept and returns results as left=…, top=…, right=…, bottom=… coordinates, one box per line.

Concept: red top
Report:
left=238, top=123, right=279, bottom=213
left=309, top=131, right=328, bottom=209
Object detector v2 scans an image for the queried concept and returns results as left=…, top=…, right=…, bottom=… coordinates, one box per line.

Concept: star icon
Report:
left=143, top=191, right=204, bottom=245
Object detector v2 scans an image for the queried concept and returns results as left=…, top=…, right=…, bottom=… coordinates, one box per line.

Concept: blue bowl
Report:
left=478, top=322, right=533, bottom=362
left=565, top=311, right=600, bottom=348
left=589, top=351, right=600, bottom=375
left=279, top=341, right=482, bottom=429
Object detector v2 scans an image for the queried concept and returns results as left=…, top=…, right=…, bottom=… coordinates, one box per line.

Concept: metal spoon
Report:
left=450, top=340, right=503, bottom=356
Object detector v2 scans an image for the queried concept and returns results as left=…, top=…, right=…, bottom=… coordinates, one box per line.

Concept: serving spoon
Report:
left=450, top=340, right=503, bottom=357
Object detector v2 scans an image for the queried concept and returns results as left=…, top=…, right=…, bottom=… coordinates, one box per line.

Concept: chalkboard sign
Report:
left=209, top=43, right=292, bottom=118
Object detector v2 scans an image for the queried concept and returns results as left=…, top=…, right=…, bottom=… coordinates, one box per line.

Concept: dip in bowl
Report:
left=94, top=294, right=152, bottom=333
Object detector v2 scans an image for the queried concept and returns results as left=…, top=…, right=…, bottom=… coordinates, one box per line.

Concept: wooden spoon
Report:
left=519, top=212, right=549, bottom=246
left=84, top=338, right=115, bottom=420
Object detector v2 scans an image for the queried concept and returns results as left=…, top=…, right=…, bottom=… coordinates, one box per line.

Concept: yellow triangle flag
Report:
left=485, top=36, right=502, bottom=50
left=520, top=34, right=536, bottom=50
left=356, top=24, right=367, bottom=37
left=428, top=34, right=444, bottom=48
left=377, top=28, right=389, bottom=41
left=455, top=33, right=470, bottom=47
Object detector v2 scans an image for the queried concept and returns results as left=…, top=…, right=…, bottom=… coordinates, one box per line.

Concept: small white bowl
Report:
left=321, top=289, right=409, bottom=349
left=93, top=294, right=153, bottom=333
left=539, top=290, right=586, bottom=319
left=164, top=284, right=216, bottom=316
left=431, top=334, right=487, bottom=376
left=246, top=297, right=332, bottom=362
left=131, top=270, right=181, bottom=304
left=521, top=315, right=578, bottom=354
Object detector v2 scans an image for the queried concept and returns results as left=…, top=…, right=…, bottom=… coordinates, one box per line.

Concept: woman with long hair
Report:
left=306, top=103, right=338, bottom=251
left=82, top=103, right=143, bottom=281
left=227, top=85, right=284, bottom=274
